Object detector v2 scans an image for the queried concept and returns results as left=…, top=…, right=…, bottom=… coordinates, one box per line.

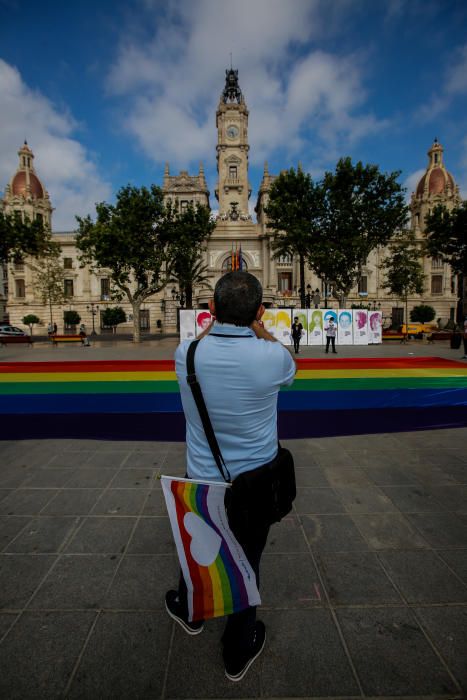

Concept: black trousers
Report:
left=293, top=336, right=300, bottom=353
left=325, top=336, right=336, bottom=352
left=177, top=513, right=270, bottom=657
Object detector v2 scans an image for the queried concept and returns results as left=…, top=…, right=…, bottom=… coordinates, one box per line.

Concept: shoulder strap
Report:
left=186, top=340, right=231, bottom=482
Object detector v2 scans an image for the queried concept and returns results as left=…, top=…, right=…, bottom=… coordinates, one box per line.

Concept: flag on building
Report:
left=161, top=476, right=260, bottom=621
left=238, top=244, right=243, bottom=271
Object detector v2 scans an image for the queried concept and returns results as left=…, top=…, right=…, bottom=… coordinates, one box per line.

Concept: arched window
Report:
left=221, top=255, right=248, bottom=273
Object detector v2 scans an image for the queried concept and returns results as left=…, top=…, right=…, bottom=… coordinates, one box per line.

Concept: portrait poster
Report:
left=294, top=309, right=308, bottom=345
left=308, top=308, right=324, bottom=345
left=262, top=309, right=292, bottom=345
left=337, top=310, right=353, bottom=345
left=368, top=311, right=383, bottom=344
left=195, top=310, right=213, bottom=337
left=323, top=310, right=338, bottom=343
left=180, top=310, right=196, bottom=341
left=353, top=309, right=369, bottom=344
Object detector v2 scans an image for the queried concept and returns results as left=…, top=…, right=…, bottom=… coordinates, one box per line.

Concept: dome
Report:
left=11, top=170, right=44, bottom=198
left=416, top=167, right=455, bottom=197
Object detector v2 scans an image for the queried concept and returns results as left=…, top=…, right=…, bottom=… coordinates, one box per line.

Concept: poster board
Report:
left=368, top=311, right=383, bottom=344
left=262, top=309, right=292, bottom=345
left=195, top=310, right=213, bottom=337
left=337, top=310, right=353, bottom=345
left=307, top=309, right=324, bottom=345
left=180, top=310, right=196, bottom=342
left=353, top=309, right=369, bottom=345
left=293, top=309, right=308, bottom=345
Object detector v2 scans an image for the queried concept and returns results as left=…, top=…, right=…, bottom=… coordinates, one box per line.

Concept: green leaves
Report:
left=382, top=230, right=425, bottom=299
left=0, top=211, right=54, bottom=263
left=425, top=201, right=467, bottom=276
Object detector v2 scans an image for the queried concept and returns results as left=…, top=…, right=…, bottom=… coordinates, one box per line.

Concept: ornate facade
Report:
left=1, top=72, right=461, bottom=333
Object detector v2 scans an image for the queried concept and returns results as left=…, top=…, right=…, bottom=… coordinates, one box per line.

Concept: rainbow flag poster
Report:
left=161, top=476, right=260, bottom=622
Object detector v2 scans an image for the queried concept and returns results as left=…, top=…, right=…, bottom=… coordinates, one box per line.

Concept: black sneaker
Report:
left=165, top=590, right=204, bottom=635
left=224, top=621, right=266, bottom=682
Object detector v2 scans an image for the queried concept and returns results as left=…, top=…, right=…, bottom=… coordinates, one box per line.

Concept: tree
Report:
left=264, top=167, right=325, bottom=308
left=29, top=247, right=65, bottom=325
left=0, top=211, right=53, bottom=263
left=64, top=310, right=81, bottom=330
left=163, top=202, right=216, bottom=309
left=316, top=158, right=408, bottom=305
left=383, top=230, right=425, bottom=341
left=424, top=201, right=467, bottom=320
left=76, top=185, right=171, bottom=343
left=101, top=306, right=126, bottom=334
left=410, top=305, right=436, bottom=323
left=22, top=314, right=40, bottom=335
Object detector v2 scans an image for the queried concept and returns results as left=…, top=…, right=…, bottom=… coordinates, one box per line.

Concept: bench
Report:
left=0, top=335, right=33, bottom=347
left=51, top=335, right=86, bottom=346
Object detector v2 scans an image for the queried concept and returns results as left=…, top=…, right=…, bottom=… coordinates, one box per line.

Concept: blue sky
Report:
left=1, top=0, right=466, bottom=229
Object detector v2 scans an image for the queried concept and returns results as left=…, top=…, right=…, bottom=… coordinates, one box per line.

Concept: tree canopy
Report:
left=76, top=184, right=170, bottom=342
left=424, top=201, right=467, bottom=276
left=0, top=211, right=54, bottom=262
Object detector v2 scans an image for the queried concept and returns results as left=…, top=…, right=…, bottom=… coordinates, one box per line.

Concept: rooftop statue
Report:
left=222, top=69, right=243, bottom=104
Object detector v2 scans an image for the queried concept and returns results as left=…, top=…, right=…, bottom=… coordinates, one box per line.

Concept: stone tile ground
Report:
left=0, top=430, right=466, bottom=698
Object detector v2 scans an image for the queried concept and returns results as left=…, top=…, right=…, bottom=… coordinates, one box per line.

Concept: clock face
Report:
left=226, top=125, right=239, bottom=139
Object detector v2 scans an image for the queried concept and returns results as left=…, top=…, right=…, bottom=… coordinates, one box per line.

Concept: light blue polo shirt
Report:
left=175, top=322, right=296, bottom=482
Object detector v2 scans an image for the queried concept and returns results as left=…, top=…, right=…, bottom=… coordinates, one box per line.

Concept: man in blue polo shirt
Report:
left=165, top=271, right=295, bottom=682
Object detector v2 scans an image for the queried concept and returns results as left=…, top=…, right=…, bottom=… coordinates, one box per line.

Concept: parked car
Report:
left=0, top=324, right=27, bottom=336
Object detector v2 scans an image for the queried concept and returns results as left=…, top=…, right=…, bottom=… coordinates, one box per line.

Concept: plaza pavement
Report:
left=0, top=338, right=466, bottom=698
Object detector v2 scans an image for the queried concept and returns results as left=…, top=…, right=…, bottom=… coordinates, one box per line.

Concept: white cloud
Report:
left=414, top=43, right=467, bottom=124
left=106, top=0, right=387, bottom=170
left=0, top=59, right=111, bottom=230
left=404, top=168, right=425, bottom=201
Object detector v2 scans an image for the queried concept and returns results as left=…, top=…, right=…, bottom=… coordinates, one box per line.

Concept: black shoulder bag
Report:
left=186, top=339, right=296, bottom=537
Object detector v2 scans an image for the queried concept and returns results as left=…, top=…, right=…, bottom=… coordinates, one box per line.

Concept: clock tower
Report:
left=215, top=69, right=251, bottom=220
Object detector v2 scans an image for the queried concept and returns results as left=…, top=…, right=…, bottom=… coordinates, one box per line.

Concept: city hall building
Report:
left=1, top=70, right=462, bottom=333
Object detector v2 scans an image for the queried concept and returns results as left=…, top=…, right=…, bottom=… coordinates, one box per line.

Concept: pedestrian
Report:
left=53, top=322, right=57, bottom=335
left=325, top=317, right=337, bottom=354
left=165, top=271, right=296, bottom=682
left=47, top=322, right=53, bottom=337
left=463, top=315, right=467, bottom=359
left=291, top=316, right=303, bottom=354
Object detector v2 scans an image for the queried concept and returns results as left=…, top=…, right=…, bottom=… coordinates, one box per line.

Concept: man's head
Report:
left=294, top=317, right=298, bottom=322
left=212, top=271, right=263, bottom=326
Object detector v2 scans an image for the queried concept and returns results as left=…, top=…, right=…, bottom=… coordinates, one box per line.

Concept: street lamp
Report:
left=86, top=303, right=99, bottom=336
left=368, top=301, right=382, bottom=311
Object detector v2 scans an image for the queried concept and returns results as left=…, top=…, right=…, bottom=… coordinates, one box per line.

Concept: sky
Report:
left=1, top=0, right=467, bottom=230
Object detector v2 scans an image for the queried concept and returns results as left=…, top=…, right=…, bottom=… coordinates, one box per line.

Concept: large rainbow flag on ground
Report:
left=161, top=476, right=260, bottom=621
left=0, top=357, right=466, bottom=440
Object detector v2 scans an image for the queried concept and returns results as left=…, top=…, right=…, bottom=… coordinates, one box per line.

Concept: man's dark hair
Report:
left=214, top=271, right=262, bottom=326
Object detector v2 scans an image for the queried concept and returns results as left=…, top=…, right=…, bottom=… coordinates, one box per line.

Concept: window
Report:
left=63, top=257, right=73, bottom=270
left=229, top=165, right=237, bottom=179
left=358, top=276, right=368, bottom=294
left=278, top=254, right=292, bottom=264
left=15, top=279, right=25, bottom=298
left=140, top=309, right=150, bottom=331
left=431, top=257, right=443, bottom=269
left=14, top=258, right=24, bottom=271
left=180, top=200, right=192, bottom=213
left=431, top=275, right=443, bottom=294
left=101, top=278, right=110, bottom=300
left=36, top=213, right=43, bottom=224
left=278, top=272, right=292, bottom=292
left=64, top=279, right=74, bottom=298
left=434, top=153, right=439, bottom=164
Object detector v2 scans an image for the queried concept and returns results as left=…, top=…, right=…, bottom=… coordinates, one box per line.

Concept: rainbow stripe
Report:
left=0, top=357, right=466, bottom=439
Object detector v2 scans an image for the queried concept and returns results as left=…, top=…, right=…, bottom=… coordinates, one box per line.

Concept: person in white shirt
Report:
left=325, top=317, right=337, bottom=354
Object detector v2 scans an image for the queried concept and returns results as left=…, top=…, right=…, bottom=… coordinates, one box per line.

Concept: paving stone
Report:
left=124, top=452, right=161, bottom=469
left=65, top=516, right=136, bottom=554
left=291, top=453, right=320, bottom=468
left=335, top=484, right=397, bottom=513
left=351, top=513, right=429, bottom=549
left=0, top=612, right=18, bottom=642
left=379, top=550, right=467, bottom=603
left=0, top=554, right=56, bottom=609
left=428, top=484, right=467, bottom=512
left=345, top=450, right=400, bottom=469
left=85, top=450, right=131, bottom=468
left=0, top=516, right=30, bottom=551
left=0, top=611, right=96, bottom=699
left=22, top=469, right=72, bottom=488
left=127, top=517, right=175, bottom=554
left=67, top=612, right=171, bottom=699
left=48, top=451, right=94, bottom=468
left=438, top=549, right=467, bottom=584
left=41, top=489, right=103, bottom=516
left=28, top=554, right=120, bottom=610
left=294, top=487, right=346, bottom=514
left=405, top=463, right=457, bottom=485
left=0, top=489, right=59, bottom=516
left=294, top=466, right=330, bottom=487
left=316, top=551, right=402, bottom=605
left=261, top=609, right=360, bottom=698
left=380, top=484, right=446, bottom=512
left=141, top=488, right=166, bottom=515
left=261, top=553, right=323, bottom=608
left=336, top=607, right=457, bottom=696
left=265, top=515, right=309, bottom=553
left=362, top=465, right=419, bottom=485
left=406, top=512, right=467, bottom=548
left=437, top=462, right=467, bottom=483
left=104, top=554, right=178, bottom=609
left=64, top=468, right=118, bottom=489
left=301, top=514, right=369, bottom=552
left=109, top=468, right=156, bottom=488
left=415, top=605, right=467, bottom=695
left=5, top=516, right=80, bottom=554
left=91, top=488, right=148, bottom=516
left=0, top=489, right=12, bottom=503
left=0, top=468, right=32, bottom=488
left=314, top=452, right=357, bottom=469
left=324, top=466, right=371, bottom=487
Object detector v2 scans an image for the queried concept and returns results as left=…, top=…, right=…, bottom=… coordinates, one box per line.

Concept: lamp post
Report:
left=305, top=284, right=312, bottom=309
left=86, top=303, right=99, bottom=336
left=171, top=287, right=185, bottom=331
left=368, top=301, right=381, bottom=312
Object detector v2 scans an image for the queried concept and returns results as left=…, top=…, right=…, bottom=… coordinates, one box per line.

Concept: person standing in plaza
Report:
left=291, top=316, right=303, bottom=354
left=325, top=317, right=337, bottom=354
left=165, top=271, right=296, bottom=682
left=463, top=315, right=467, bottom=359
